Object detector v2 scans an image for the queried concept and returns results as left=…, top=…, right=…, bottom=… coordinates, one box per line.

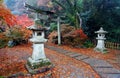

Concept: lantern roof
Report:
left=95, top=27, right=108, bottom=34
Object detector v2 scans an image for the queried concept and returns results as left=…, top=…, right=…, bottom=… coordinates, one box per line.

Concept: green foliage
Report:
left=83, top=0, right=120, bottom=43
left=35, top=19, right=41, bottom=26
left=0, top=29, right=2, bottom=33
left=0, top=76, right=4, bottom=78
left=5, top=26, right=24, bottom=40
left=0, top=26, right=29, bottom=48
left=0, top=38, right=8, bottom=48
left=50, top=23, right=57, bottom=32
left=94, top=48, right=108, bottom=54
left=0, top=33, right=9, bottom=48
left=27, top=59, right=52, bottom=69
left=83, top=40, right=94, bottom=48
left=52, top=0, right=83, bottom=29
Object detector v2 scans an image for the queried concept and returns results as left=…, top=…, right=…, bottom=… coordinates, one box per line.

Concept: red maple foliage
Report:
left=0, top=4, right=33, bottom=28
left=15, top=14, right=34, bottom=28
left=0, top=4, right=17, bottom=26
left=74, top=28, right=88, bottom=40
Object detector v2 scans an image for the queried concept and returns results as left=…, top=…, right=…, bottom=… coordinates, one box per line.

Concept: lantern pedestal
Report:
left=94, top=38, right=108, bottom=53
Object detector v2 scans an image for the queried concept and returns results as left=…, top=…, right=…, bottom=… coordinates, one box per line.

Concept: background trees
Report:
left=84, top=0, right=120, bottom=42
left=52, top=0, right=84, bottom=29
left=53, top=0, right=120, bottom=43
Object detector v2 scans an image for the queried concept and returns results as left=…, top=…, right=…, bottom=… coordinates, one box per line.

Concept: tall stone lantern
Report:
left=27, top=16, right=48, bottom=65
left=26, top=13, right=53, bottom=73
left=24, top=1, right=54, bottom=74
left=94, top=27, right=108, bottom=53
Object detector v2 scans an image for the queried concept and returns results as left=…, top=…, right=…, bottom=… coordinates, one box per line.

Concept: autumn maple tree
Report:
left=0, top=2, right=16, bottom=26
left=16, top=14, right=33, bottom=28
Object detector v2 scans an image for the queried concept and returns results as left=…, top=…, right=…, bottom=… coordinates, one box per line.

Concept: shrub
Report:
left=50, top=23, right=57, bottom=32
left=5, top=26, right=23, bottom=39
left=4, top=26, right=31, bottom=47
left=49, top=24, right=88, bottom=47
left=0, top=33, right=9, bottom=48
left=62, top=28, right=88, bottom=47
left=83, top=40, right=94, bottom=48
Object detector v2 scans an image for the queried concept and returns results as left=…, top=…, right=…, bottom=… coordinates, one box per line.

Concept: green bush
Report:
left=0, top=38, right=8, bottom=48
left=4, top=26, right=28, bottom=47
left=83, top=40, right=94, bottom=48
left=0, top=76, right=4, bottom=78
left=50, top=23, right=57, bottom=32
left=5, top=27, right=24, bottom=40
left=0, top=33, right=9, bottom=48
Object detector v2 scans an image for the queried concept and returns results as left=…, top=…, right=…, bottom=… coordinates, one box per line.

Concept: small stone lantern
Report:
left=94, top=27, right=108, bottom=53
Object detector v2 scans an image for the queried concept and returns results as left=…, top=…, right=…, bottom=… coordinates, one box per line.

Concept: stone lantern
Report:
left=26, top=13, right=53, bottom=73
left=28, top=27, right=48, bottom=64
left=94, top=27, right=108, bottom=53
left=24, top=1, right=54, bottom=74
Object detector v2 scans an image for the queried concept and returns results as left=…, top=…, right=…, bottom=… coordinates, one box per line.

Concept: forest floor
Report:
left=0, top=42, right=120, bottom=78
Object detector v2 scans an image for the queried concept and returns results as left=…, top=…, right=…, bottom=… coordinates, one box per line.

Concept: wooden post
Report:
left=57, top=16, right=61, bottom=45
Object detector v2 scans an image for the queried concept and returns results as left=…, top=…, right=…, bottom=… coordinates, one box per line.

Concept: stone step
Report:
left=83, top=58, right=113, bottom=67
left=94, top=67, right=120, bottom=74
left=75, top=55, right=89, bottom=60
left=69, top=53, right=82, bottom=58
left=65, top=52, right=75, bottom=56
left=99, top=73, right=120, bottom=78
left=61, top=50, right=70, bottom=54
